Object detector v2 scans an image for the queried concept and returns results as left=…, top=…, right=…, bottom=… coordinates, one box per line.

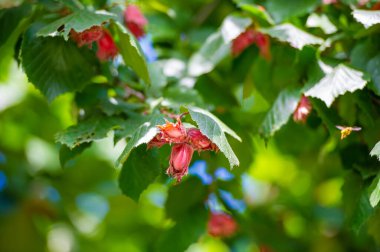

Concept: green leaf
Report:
left=259, top=89, right=301, bottom=139
left=21, top=25, right=97, bottom=101
left=261, top=23, right=323, bottom=50
left=352, top=192, right=374, bottom=232
left=37, top=10, right=115, bottom=40
left=56, top=117, right=123, bottom=148
left=187, top=106, right=241, bottom=168
left=116, top=114, right=165, bottom=168
left=305, top=64, right=367, bottom=107
left=59, top=142, right=92, bottom=167
left=0, top=5, right=32, bottom=81
left=370, top=142, right=380, bottom=161
left=157, top=207, right=207, bottom=252
left=112, top=21, right=151, bottom=84
left=264, top=0, right=319, bottom=23
left=220, top=15, right=252, bottom=43
left=188, top=31, right=230, bottom=76
left=369, top=176, right=380, bottom=208
left=165, top=177, right=208, bottom=221
left=366, top=54, right=380, bottom=95
left=119, top=145, right=161, bottom=201
left=306, top=13, right=337, bottom=34
left=233, top=0, right=274, bottom=25
left=352, top=10, right=380, bottom=29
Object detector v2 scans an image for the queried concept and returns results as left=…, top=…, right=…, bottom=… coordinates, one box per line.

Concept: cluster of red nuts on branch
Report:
left=69, top=4, right=147, bottom=61
left=148, top=116, right=218, bottom=182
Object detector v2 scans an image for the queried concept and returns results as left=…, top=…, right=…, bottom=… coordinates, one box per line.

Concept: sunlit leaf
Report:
left=369, top=175, right=380, bottom=208
left=220, top=15, right=252, bottom=43
left=116, top=114, right=165, bottom=168
left=187, top=106, right=241, bottom=168
left=352, top=10, right=380, bottom=29
left=37, top=10, right=115, bottom=40
left=188, top=31, right=230, bottom=76
left=261, top=23, right=323, bottom=49
left=370, top=142, right=380, bottom=161
left=305, top=64, right=367, bottom=107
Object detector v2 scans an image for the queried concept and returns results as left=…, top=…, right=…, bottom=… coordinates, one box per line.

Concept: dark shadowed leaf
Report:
left=260, top=88, right=301, bottom=139
left=119, top=145, right=161, bottom=201
left=21, top=25, right=97, bottom=101
left=165, top=177, right=208, bottom=220
left=59, top=142, right=92, bottom=167
left=157, top=207, right=208, bottom=252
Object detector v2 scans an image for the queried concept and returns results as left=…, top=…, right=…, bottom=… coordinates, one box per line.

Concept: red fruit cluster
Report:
left=70, top=26, right=118, bottom=61
left=124, top=4, right=148, bottom=39
left=148, top=118, right=218, bottom=182
left=293, top=95, right=312, bottom=123
left=232, top=29, right=271, bottom=60
left=96, top=30, right=118, bottom=61
left=70, top=26, right=104, bottom=48
left=207, top=212, right=238, bottom=238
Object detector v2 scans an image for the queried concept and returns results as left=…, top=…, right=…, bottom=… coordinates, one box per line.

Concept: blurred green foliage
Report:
left=1, top=0, right=380, bottom=251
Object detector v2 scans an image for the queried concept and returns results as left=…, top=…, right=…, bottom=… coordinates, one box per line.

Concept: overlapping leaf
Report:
left=259, top=89, right=301, bottom=139
left=119, top=145, right=161, bottom=201
left=187, top=106, right=241, bottom=168
left=37, top=10, right=115, bottom=40
left=261, top=23, right=323, bottom=50
left=220, top=15, right=252, bottom=43
left=56, top=117, right=123, bottom=148
left=21, top=25, right=97, bottom=101
left=116, top=114, right=165, bottom=168
left=369, top=175, right=380, bottom=208
left=370, top=142, right=380, bottom=161
left=188, top=31, right=230, bottom=76
left=305, top=64, right=367, bottom=107
left=112, top=21, right=151, bottom=84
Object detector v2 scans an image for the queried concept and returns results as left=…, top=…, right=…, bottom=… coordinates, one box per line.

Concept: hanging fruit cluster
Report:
left=148, top=116, right=218, bottom=182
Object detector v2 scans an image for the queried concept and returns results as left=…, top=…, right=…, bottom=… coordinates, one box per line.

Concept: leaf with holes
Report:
left=56, top=117, right=123, bottom=149
left=261, top=23, right=323, bottom=50
left=187, top=106, right=241, bottom=168
left=37, top=10, right=115, bottom=40
left=305, top=64, right=367, bottom=107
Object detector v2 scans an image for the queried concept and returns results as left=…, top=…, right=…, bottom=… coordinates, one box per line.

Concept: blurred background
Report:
left=1, top=0, right=380, bottom=251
